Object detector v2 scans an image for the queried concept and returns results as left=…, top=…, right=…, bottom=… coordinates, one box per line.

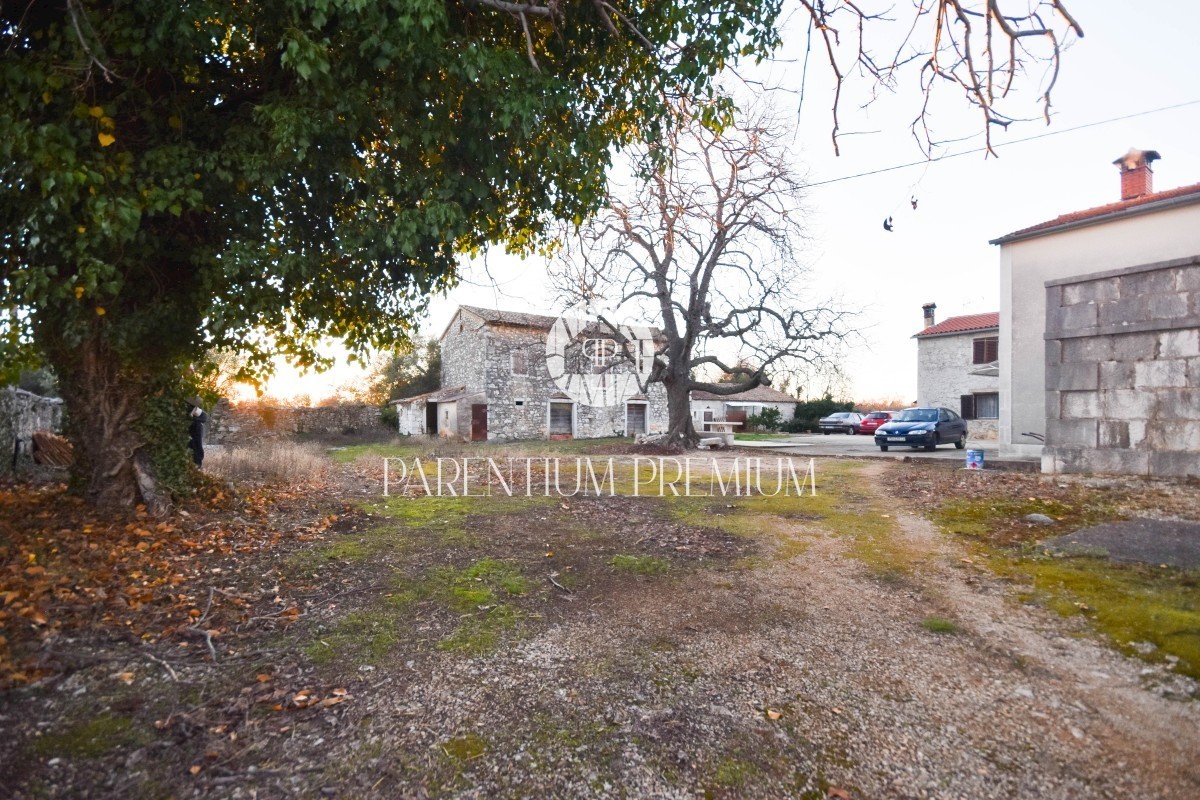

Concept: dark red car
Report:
left=857, top=411, right=895, bottom=435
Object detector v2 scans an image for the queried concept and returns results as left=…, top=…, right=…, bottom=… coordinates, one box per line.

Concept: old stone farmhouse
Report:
left=913, top=303, right=1000, bottom=439
left=392, top=306, right=668, bottom=441
left=992, top=148, right=1200, bottom=477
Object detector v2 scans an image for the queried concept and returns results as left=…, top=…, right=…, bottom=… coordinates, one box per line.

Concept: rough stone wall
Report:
left=917, top=331, right=1000, bottom=440
left=1043, top=256, right=1200, bottom=477
left=441, top=309, right=489, bottom=396
left=478, top=322, right=667, bottom=440
left=0, top=388, right=64, bottom=470
left=208, top=400, right=382, bottom=445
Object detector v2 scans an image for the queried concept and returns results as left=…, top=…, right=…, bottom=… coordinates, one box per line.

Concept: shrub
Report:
left=746, top=406, right=783, bottom=432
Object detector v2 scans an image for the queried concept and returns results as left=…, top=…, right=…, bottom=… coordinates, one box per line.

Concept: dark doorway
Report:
left=471, top=404, right=488, bottom=441
left=549, top=402, right=573, bottom=437
left=425, top=402, right=438, bottom=435
left=626, top=403, right=647, bottom=436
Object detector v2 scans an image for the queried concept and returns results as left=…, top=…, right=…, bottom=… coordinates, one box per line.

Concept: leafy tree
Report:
left=362, top=339, right=442, bottom=407
left=1, top=0, right=783, bottom=509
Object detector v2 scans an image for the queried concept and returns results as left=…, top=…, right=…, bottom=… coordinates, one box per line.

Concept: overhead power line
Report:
left=805, top=99, right=1200, bottom=189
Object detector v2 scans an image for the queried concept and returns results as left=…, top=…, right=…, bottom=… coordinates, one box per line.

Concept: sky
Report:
left=256, top=1, right=1200, bottom=405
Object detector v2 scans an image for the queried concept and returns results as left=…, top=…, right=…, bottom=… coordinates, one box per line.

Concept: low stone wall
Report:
left=0, top=387, right=65, bottom=471
left=208, top=400, right=383, bottom=445
left=1043, top=256, right=1199, bottom=477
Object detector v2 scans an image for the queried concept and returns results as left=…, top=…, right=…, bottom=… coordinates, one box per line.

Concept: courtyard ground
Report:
left=1, top=439, right=1197, bottom=798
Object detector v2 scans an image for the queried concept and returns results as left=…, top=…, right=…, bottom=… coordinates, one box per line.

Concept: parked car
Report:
left=874, top=407, right=967, bottom=451
left=818, top=411, right=863, bottom=435
left=857, top=411, right=895, bottom=435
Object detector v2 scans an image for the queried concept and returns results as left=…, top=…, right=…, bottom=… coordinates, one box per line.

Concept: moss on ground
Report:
left=609, top=554, right=671, bottom=575
left=922, top=617, right=960, bottom=634
left=31, top=713, right=148, bottom=759
left=931, top=494, right=1200, bottom=680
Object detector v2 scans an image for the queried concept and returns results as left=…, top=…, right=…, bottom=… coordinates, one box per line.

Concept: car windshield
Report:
left=828, top=413, right=849, bottom=419
left=894, top=409, right=937, bottom=422
left=867, top=413, right=888, bottom=419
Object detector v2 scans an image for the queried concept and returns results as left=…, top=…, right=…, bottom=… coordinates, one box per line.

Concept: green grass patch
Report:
left=441, top=733, right=487, bottom=762
left=31, top=713, right=147, bottom=759
left=930, top=493, right=1197, bottom=680
left=734, top=433, right=794, bottom=441
left=609, top=554, right=671, bottom=575
left=1012, top=556, right=1200, bottom=680
left=711, top=756, right=760, bottom=788
left=305, top=609, right=402, bottom=666
left=922, top=616, right=960, bottom=634
left=438, top=604, right=523, bottom=655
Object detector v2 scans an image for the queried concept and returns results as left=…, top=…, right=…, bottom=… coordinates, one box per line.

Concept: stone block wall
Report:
left=0, top=388, right=65, bottom=470
left=1043, top=256, right=1200, bottom=477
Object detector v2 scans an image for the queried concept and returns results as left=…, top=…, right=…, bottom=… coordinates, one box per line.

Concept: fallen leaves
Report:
left=0, top=480, right=333, bottom=688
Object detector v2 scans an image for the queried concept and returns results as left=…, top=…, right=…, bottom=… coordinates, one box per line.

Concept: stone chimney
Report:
left=1113, top=148, right=1160, bottom=201
left=922, top=302, right=937, bottom=329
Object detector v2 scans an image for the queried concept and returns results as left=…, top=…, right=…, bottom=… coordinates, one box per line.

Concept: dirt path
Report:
left=299, top=459, right=1200, bottom=799
left=5, top=456, right=1198, bottom=799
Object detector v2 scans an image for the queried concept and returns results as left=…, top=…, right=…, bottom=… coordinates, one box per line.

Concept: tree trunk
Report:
left=662, top=373, right=699, bottom=449
left=45, top=332, right=171, bottom=514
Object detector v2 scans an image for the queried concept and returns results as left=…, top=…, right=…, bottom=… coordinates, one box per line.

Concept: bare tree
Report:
left=554, top=104, right=847, bottom=447
left=790, top=0, right=1082, bottom=155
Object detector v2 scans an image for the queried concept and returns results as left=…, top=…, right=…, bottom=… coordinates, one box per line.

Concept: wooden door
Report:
left=626, top=403, right=647, bottom=436
left=549, top=402, right=573, bottom=437
left=471, top=404, right=488, bottom=441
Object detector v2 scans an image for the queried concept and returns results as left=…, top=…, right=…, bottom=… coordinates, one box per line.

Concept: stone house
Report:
left=392, top=306, right=669, bottom=441
left=689, top=385, right=798, bottom=431
left=913, top=304, right=1001, bottom=440
left=991, top=148, right=1200, bottom=477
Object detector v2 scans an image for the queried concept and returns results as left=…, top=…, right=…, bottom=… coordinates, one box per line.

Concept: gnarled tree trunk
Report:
left=661, top=372, right=699, bottom=449
left=45, top=333, right=171, bottom=515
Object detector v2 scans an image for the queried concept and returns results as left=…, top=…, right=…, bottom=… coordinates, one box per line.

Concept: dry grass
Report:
left=204, top=440, right=331, bottom=486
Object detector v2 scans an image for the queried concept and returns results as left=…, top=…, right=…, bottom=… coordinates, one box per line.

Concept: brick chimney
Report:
left=922, top=302, right=936, bottom=329
left=1113, top=148, right=1160, bottom=201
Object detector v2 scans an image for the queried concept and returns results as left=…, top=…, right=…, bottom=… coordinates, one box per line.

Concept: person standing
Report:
left=187, top=397, right=207, bottom=467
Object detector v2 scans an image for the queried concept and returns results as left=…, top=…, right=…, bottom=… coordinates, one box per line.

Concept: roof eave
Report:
left=912, top=326, right=999, bottom=340
left=990, top=190, right=1200, bottom=246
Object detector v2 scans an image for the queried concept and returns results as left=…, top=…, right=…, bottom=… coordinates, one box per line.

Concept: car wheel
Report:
left=849, top=425, right=858, bottom=435
left=954, top=432, right=967, bottom=450
left=822, top=430, right=830, bottom=435
left=924, top=433, right=937, bottom=451
left=879, top=445, right=889, bottom=452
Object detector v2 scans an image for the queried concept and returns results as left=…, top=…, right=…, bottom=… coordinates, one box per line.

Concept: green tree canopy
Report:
left=1, top=0, right=782, bottom=508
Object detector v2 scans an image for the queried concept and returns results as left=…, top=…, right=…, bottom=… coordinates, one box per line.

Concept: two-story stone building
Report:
left=913, top=303, right=1001, bottom=439
left=392, top=306, right=669, bottom=441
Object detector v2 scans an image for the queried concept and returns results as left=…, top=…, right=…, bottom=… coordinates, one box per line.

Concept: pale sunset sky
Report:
left=254, top=1, right=1200, bottom=405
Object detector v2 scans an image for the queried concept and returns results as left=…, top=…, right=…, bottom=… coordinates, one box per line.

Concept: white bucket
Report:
left=965, top=449, right=985, bottom=470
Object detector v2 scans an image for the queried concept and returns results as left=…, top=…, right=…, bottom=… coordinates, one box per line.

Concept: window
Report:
left=961, top=393, right=998, bottom=419
left=974, top=393, right=998, bottom=419
left=973, top=336, right=998, bottom=364
left=511, top=349, right=528, bottom=375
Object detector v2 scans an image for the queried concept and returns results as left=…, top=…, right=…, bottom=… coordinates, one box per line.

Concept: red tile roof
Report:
left=992, top=182, right=1200, bottom=244
left=914, top=312, right=999, bottom=338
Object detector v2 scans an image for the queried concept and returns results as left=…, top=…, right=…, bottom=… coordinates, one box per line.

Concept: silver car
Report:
left=818, top=411, right=863, bottom=435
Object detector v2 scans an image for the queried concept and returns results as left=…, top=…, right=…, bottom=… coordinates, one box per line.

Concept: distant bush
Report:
left=746, top=406, right=783, bottom=432
left=785, top=394, right=854, bottom=433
